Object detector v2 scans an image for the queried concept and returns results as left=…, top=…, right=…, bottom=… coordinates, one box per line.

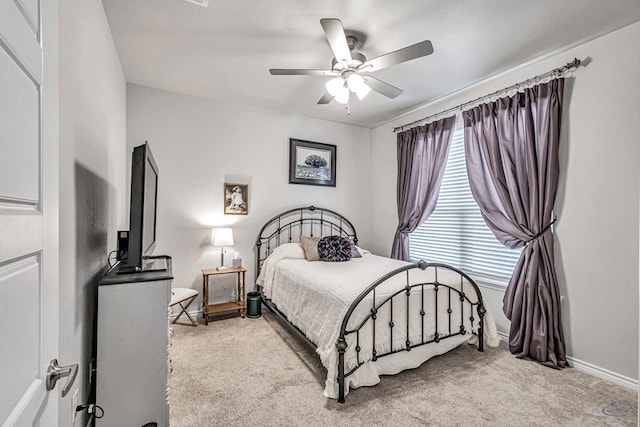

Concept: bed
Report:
left=255, top=206, right=499, bottom=403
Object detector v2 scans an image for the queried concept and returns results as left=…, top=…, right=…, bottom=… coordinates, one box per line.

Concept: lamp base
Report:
left=216, top=266, right=229, bottom=271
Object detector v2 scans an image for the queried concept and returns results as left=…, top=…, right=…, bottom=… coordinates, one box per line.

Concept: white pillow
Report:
left=269, top=242, right=305, bottom=259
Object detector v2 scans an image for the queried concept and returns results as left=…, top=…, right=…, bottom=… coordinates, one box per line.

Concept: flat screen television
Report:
left=120, top=142, right=161, bottom=273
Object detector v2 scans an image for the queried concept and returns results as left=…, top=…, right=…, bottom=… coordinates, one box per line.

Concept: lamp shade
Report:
left=212, top=227, right=234, bottom=247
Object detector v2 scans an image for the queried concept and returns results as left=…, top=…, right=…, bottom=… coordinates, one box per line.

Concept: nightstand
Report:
left=201, top=267, right=246, bottom=325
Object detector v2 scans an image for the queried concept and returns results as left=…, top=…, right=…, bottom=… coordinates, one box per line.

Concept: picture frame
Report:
left=289, top=138, right=336, bottom=187
left=224, top=183, right=248, bottom=215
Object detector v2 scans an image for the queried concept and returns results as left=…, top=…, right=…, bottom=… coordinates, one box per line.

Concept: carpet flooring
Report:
left=169, top=310, right=637, bottom=426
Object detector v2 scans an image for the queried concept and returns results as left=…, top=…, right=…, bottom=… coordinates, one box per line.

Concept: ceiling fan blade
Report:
left=359, top=40, right=434, bottom=72
left=317, top=92, right=333, bottom=104
left=362, top=76, right=403, bottom=99
left=269, top=69, right=338, bottom=76
left=320, top=18, right=352, bottom=66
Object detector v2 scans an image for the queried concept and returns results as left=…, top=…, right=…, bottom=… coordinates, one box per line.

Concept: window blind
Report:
left=409, top=126, right=522, bottom=289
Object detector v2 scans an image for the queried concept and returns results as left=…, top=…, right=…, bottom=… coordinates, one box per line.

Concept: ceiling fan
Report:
left=269, top=18, right=434, bottom=105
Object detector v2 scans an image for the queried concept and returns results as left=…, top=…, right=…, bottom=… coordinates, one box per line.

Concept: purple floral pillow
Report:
left=318, top=235, right=352, bottom=262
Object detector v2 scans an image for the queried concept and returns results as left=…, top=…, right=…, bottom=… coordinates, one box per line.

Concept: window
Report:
left=409, top=123, right=522, bottom=289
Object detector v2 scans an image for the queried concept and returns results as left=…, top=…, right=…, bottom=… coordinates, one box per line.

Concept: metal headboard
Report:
left=255, top=205, right=358, bottom=280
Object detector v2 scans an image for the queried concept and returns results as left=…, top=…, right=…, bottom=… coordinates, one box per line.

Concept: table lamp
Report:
left=212, top=227, right=234, bottom=270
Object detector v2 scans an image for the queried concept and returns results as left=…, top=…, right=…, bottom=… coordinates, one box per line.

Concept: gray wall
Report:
left=59, top=0, right=127, bottom=425
left=126, top=84, right=372, bottom=309
left=370, top=23, right=640, bottom=384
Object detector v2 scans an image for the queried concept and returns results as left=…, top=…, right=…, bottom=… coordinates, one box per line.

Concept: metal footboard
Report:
left=335, top=260, right=486, bottom=403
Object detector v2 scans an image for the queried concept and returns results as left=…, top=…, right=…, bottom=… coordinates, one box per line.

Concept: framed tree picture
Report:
left=289, top=138, right=336, bottom=187
left=224, top=183, right=248, bottom=215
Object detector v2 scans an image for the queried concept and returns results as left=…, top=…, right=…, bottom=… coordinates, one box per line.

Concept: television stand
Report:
left=96, top=257, right=173, bottom=426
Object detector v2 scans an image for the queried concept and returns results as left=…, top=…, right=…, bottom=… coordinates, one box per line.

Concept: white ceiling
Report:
left=102, top=0, right=640, bottom=128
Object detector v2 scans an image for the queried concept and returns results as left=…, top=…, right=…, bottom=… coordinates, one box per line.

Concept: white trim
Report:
left=169, top=309, right=202, bottom=323
left=183, top=0, right=209, bottom=7
left=495, top=333, right=638, bottom=391
left=477, top=281, right=507, bottom=293
left=567, top=355, right=639, bottom=391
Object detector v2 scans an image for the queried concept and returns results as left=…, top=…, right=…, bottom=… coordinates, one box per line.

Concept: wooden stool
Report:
left=170, top=288, right=198, bottom=326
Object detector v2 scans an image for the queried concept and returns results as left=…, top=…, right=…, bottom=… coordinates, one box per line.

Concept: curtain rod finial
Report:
left=567, top=58, right=581, bottom=69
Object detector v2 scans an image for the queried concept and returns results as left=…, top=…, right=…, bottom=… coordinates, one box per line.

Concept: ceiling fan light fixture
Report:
left=346, top=73, right=371, bottom=100
left=347, top=73, right=364, bottom=92
left=346, top=73, right=363, bottom=90
left=326, top=77, right=346, bottom=96
left=354, top=82, right=372, bottom=100
left=334, top=87, right=350, bottom=104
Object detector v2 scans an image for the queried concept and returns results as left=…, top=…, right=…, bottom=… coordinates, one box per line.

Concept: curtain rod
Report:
left=392, top=58, right=582, bottom=133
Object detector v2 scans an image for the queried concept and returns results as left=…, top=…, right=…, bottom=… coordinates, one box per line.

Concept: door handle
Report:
left=46, top=359, right=79, bottom=397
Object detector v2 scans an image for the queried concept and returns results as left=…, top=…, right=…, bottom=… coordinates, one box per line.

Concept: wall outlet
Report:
left=71, top=389, right=79, bottom=425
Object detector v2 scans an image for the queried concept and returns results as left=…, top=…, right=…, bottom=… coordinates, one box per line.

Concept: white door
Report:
left=0, top=0, right=61, bottom=425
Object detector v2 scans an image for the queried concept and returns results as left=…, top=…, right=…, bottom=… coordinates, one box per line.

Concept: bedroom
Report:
left=1, top=0, right=639, bottom=425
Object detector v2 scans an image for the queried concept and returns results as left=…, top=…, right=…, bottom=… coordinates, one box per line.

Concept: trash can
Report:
left=246, top=291, right=262, bottom=318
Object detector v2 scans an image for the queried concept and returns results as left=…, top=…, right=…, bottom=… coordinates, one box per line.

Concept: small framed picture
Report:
left=224, top=183, right=248, bottom=215
left=289, top=138, right=336, bottom=187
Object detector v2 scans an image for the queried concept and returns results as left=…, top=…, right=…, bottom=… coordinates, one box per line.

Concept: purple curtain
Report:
left=463, top=79, right=567, bottom=368
left=391, top=115, right=456, bottom=260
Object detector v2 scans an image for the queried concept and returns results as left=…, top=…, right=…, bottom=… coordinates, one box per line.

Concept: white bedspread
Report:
left=257, top=243, right=499, bottom=398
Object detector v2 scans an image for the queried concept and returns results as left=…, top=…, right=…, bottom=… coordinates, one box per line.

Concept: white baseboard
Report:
left=495, top=333, right=638, bottom=391
left=169, top=309, right=202, bottom=323
left=567, top=355, right=638, bottom=391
